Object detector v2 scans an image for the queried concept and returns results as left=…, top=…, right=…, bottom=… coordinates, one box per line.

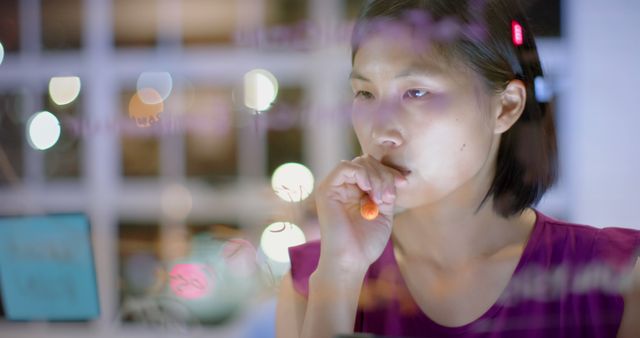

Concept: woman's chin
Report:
left=392, top=194, right=430, bottom=213
left=393, top=206, right=407, bottom=215
left=393, top=198, right=408, bottom=214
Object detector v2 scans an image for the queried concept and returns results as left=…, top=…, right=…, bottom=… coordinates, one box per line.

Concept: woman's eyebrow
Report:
left=349, top=70, right=370, bottom=82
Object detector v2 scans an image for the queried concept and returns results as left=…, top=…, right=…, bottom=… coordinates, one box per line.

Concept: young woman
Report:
left=276, top=1, right=640, bottom=337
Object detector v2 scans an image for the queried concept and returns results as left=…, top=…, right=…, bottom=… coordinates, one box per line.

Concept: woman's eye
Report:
left=404, top=89, right=429, bottom=99
left=354, top=90, right=374, bottom=100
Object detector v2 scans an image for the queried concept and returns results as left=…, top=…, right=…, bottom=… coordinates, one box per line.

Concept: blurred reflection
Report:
left=117, top=222, right=276, bottom=328
left=49, top=76, right=82, bottom=106
left=0, top=0, right=574, bottom=335
left=0, top=92, right=23, bottom=185
left=260, top=222, right=306, bottom=263
left=121, top=89, right=161, bottom=176
left=161, top=184, right=193, bottom=221
left=184, top=86, right=237, bottom=182
left=244, top=69, right=279, bottom=112
left=182, top=0, right=238, bottom=46
left=113, top=0, right=157, bottom=47
left=26, top=111, right=61, bottom=151
left=271, top=162, right=314, bottom=202
left=41, top=0, right=82, bottom=50
left=169, top=263, right=214, bottom=300
left=221, top=238, right=258, bottom=278
left=266, top=86, right=305, bottom=175
left=0, top=0, right=19, bottom=53
left=128, top=90, right=163, bottom=128
left=137, top=72, right=173, bottom=105
left=534, top=76, right=553, bottom=102
left=44, top=91, right=82, bottom=179
left=123, top=252, right=159, bottom=295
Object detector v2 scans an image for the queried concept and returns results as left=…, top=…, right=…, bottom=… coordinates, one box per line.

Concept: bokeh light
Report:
left=271, top=162, right=315, bottom=202
left=243, top=69, right=279, bottom=111
left=0, top=42, right=4, bottom=66
left=48, top=76, right=82, bottom=105
left=535, top=76, right=552, bottom=103
left=161, top=184, right=193, bottom=221
left=128, top=89, right=163, bottom=127
left=259, top=222, right=306, bottom=263
left=26, top=111, right=61, bottom=151
left=136, top=72, right=173, bottom=104
left=512, top=20, right=524, bottom=46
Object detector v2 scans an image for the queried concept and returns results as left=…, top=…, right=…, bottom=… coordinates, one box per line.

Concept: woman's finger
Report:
left=327, top=160, right=373, bottom=194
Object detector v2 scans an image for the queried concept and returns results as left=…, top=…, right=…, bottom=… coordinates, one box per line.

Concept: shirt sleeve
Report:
left=287, top=240, right=321, bottom=298
left=581, top=227, right=640, bottom=338
left=591, top=227, right=640, bottom=271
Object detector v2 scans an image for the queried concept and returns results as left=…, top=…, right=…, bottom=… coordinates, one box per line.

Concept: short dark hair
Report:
left=351, top=0, right=558, bottom=217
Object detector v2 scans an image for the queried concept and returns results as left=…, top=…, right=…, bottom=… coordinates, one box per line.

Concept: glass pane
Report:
left=256, top=0, right=309, bottom=50
left=0, top=0, right=19, bottom=52
left=342, top=0, right=366, bottom=20
left=184, top=86, right=237, bottom=182
left=189, top=222, right=242, bottom=240
left=521, top=0, right=562, bottom=37
left=266, top=0, right=308, bottom=25
left=182, top=0, right=238, bottom=46
left=183, top=222, right=256, bottom=326
left=113, top=0, right=158, bottom=48
left=342, top=0, right=561, bottom=37
left=43, top=92, right=82, bottom=179
left=121, top=90, right=160, bottom=177
left=0, top=92, right=23, bottom=185
left=266, top=87, right=305, bottom=175
left=118, top=222, right=163, bottom=321
left=118, top=221, right=259, bottom=327
left=41, top=0, right=83, bottom=50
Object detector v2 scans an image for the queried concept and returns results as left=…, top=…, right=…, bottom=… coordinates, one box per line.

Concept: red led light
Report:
left=512, top=20, right=524, bottom=46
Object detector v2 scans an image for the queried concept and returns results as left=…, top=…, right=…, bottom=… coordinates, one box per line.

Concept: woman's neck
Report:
left=391, top=201, right=536, bottom=272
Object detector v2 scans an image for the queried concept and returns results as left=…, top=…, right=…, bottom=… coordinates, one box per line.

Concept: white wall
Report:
left=565, top=0, right=640, bottom=228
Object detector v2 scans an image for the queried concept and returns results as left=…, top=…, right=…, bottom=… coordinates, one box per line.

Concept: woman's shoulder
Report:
left=535, top=210, right=640, bottom=267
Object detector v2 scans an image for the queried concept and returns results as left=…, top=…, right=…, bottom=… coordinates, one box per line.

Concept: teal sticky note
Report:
left=0, top=214, right=100, bottom=321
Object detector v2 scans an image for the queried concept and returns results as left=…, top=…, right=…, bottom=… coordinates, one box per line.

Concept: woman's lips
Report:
left=394, top=167, right=411, bottom=176
left=398, top=169, right=412, bottom=179
left=382, top=161, right=412, bottom=177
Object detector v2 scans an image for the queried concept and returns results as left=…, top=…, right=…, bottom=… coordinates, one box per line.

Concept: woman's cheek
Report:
left=351, top=102, right=374, bottom=122
left=350, top=107, right=366, bottom=128
left=350, top=117, right=371, bottom=150
left=414, top=92, right=453, bottom=113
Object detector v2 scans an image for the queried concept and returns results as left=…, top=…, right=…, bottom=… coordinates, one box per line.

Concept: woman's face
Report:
left=350, top=28, right=502, bottom=212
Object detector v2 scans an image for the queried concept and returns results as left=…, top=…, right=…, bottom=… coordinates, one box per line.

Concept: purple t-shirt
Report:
left=288, top=209, right=640, bottom=338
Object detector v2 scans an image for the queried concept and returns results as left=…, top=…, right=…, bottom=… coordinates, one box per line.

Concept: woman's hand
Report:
left=315, top=154, right=409, bottom=271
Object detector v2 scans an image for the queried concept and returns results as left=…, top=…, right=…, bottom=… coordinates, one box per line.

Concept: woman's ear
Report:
left=494, top=79, right=527, bottom=134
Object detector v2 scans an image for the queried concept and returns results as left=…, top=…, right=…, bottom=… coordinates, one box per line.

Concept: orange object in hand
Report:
left=360, top=194, right=379, bottom=220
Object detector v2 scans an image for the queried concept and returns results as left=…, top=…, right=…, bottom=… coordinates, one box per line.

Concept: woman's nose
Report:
left=372, top=99, right=404, bottom=148
left=373, top=126, right=404, bottom=148
left=375, top=97, right=400, bottom=122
